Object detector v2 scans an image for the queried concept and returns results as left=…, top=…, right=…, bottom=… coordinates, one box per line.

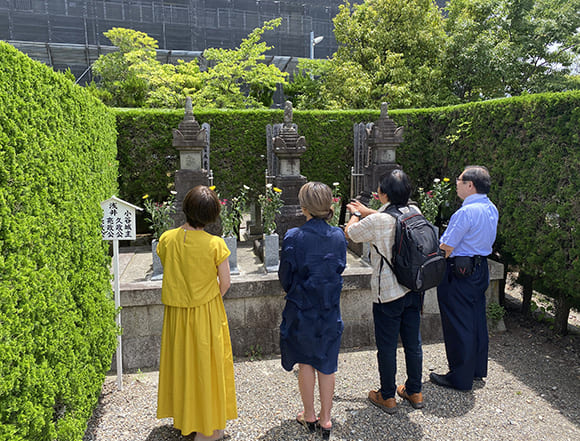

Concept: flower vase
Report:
left=263, top=233, right=279, bottom=273
left=151, top=239, right=163, bottom=281
left=224, top=236, right=240, bottom=275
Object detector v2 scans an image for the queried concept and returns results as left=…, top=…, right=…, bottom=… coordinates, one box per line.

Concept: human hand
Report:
left=347, top=199, right=364, bottom=214
left=440, top=243, right=454, bottom=258
left=347, top=200, right=374, bottom=218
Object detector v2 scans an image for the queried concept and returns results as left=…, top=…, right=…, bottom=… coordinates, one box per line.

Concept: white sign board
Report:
left=100, top=196, right=140, bottom=241
left=100, top=196, right=142, bottom=390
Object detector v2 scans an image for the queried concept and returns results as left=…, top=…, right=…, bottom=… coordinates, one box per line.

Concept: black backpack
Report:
left=373, top=204, right=446, bottom=292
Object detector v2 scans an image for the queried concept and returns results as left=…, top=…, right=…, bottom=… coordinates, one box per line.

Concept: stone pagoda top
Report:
left=172, top=97, right=207, bottom=149
left=273, top=101, right=306, bottom=158
left=368, top=102, right=404, bottom=148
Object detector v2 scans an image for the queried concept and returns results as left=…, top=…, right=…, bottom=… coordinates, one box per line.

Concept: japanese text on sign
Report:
left=101, top=198, right=138, bottom=241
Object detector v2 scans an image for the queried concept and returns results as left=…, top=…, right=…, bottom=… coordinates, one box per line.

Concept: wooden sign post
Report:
left=100, top=196, right=142, bottom=390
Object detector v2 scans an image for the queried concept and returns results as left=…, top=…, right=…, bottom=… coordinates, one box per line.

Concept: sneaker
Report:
left=368, top=390, right=397, bottom=414
left=396, top=385, right=424, bottom=409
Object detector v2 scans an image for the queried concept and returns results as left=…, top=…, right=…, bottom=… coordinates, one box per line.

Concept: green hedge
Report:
left=116, top=92, right=579, bottom=331
left=115, top=105, right=471, bottom=206
left=115, top=108, right=379, bottom=205
left=0, top=43, right=118, bottom=440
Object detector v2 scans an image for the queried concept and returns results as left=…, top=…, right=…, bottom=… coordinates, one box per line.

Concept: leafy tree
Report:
left=329, top=0, right=450, bottom=109
left=284, top=58, right=375, bottom=109
left=89, top=20, right=288, bottom=109
left=90, top=27, right=158, bottom=107
left=144, top=59, right=203, bottom=108
left=283, top=59, right=332, bottom=110
left=443, top=0, right=580, bottom=101
left=193, top=18, right=288, bottom=109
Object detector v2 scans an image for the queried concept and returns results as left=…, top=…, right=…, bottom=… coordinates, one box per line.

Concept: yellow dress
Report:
left=156, top=228, right=237, bottom=437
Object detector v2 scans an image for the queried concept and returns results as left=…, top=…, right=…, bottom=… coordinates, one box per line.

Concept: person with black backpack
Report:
left=345, top=169, right=428, bottom=414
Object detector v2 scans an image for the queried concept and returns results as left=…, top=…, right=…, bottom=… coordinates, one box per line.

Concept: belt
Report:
left=449, top=255, right=483, bottom=264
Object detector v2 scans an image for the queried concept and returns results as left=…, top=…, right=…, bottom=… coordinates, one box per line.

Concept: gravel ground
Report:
left=83, top=297, right=580, bottom=441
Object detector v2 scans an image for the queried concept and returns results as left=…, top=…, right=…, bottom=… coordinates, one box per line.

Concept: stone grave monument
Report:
left=352, top=102, right=404, bottom=203
left=350, top=103, right=404, bottom=257
left=171, top=97, right=212, bottom=229
left=266, top=101, right=307, bottom=240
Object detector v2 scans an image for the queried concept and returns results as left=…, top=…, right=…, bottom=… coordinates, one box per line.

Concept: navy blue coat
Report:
left=278, top=218, right=347, bottom=374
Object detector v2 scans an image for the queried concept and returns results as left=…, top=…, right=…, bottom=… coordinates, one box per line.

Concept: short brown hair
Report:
left=298, top=182, right=333, bottom=221
left=182, top=185, right=221, bottom=228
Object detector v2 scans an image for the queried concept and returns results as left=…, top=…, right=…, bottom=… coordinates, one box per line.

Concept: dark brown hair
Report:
left=182, top=185, right=221, bottom=228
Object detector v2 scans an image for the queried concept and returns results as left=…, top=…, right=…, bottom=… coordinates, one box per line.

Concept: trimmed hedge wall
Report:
left=116, top=108, right=379, bottom=204
left=116, top=91, right=579, bottom=331
left=0, top=42, right=118, bottom=439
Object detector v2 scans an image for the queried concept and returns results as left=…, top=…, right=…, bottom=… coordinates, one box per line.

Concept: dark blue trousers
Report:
left=437, top=258, right=489, bottom=391
left=373, top=291, right=423, bottom=399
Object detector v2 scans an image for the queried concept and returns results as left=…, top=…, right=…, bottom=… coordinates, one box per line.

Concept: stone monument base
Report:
left=112, top=247, right=505, bottom=371
left=275, top=205, right=306, bottom=241
left=172, top=169, right=221, bottom=235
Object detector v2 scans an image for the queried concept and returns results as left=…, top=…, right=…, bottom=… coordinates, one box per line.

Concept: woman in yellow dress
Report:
left=156, top=185, right=237, bottom=441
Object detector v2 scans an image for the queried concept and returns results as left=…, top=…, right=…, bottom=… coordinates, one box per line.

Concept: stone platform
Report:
left=114, top=242, right=504, bottom=371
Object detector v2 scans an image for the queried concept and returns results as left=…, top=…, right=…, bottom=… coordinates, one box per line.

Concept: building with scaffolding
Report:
left=1, top=0, right=359, bottom=85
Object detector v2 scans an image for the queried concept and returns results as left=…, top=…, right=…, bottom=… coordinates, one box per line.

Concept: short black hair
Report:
left=182, top=185, right=221, bottom=228
left=379, top=169, right=412, bottom=206
left=462, top=166, right=491, bottom=194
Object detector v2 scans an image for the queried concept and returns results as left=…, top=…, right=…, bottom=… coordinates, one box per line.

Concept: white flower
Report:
left=170, top=190, right=177, bottom=195
left=266, top=183, right=273, bottom=189
left=243, top=185, right=250, bottom=190
left=433, top=178, right=441, bottom=183
left=545, top=213, right=560, bottom=229
left=333, top=182, right=340, bottom=187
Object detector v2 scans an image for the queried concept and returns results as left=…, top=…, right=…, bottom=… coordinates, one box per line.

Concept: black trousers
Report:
left=437, top=257, right=489, bottom=390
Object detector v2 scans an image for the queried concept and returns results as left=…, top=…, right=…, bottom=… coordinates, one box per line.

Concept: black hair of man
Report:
left=379, top=169, right=412, bottom=206
left=462, top=166, right=491, bottom=194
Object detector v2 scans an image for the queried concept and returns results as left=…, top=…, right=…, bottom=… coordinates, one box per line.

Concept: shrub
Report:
left=0, top=42, right=118, bottom=440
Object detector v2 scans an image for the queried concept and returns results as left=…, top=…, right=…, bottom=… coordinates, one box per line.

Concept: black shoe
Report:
left=296, top=413, right=317, bottom=433
left=316, top=421, right=331, bottom=440
left=430, top=372, right=455, bottom=388
left=430, top=372, right=471, bottom=391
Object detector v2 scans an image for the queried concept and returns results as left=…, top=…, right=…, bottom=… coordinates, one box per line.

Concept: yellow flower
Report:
left=209, top=185, right=216, bottom=191
left=142, top=194, right=149, bottom=199
left=273, top=187, right=283, bottom=193
left=443, top=177, right=450, bottom=182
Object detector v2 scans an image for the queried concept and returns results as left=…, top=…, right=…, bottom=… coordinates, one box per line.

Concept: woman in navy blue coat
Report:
left=279, top=182, right=347, bottom=439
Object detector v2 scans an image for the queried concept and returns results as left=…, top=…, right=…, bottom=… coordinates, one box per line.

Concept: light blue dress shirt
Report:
left=440, top=193, right=498, bottom=257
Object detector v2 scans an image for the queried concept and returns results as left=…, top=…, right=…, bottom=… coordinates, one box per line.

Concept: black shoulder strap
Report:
left=373, top=206, right=405, bottom=297
left=384, top=204, right=401, bottom=219
left=374, top=204, right=401, bottom=273
left=372, top=243, right=395, bottom=274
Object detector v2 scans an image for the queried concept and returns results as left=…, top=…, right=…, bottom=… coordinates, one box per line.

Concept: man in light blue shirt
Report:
left=430, top=166, right=499, bottom=391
